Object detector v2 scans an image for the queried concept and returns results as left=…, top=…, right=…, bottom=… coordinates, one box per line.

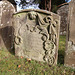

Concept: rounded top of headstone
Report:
left=57, top=4, right=69, bottom=14
left=13, top=9, right=60, bottom=19
left=14, top=9, right=52, bottom=15
left=2, top=0, right=16, bottom=5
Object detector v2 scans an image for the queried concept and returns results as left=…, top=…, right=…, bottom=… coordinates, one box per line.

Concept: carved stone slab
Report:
left=13, top=9, right=60, bottom=65
left=0, top=1, right=15, bottom=51
left=65, top=0, right=75, bottom=68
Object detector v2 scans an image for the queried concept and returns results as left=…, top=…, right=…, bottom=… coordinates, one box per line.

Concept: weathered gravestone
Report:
left=13, top=9, right=60, bottom=65
left=65, top=0, right=75, bottom=68
left=57, top=4, right=69, bottom=35
left=0, top=1, right=15, bottom=51
left=2, top=0, right=16, bottom=9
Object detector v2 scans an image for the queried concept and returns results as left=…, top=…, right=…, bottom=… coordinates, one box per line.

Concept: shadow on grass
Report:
left=58, top=35, right=66, bottom=64
left=58, top=50, right=65, bottom=64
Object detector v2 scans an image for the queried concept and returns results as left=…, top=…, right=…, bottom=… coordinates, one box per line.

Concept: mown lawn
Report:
left=0, top=35, right=75, bottom=75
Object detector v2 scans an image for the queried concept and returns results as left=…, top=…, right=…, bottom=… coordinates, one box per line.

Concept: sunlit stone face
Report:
left=15, top=0, right=40, bottom=11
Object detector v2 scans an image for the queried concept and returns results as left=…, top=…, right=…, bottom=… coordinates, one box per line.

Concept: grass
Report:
left=0, top=35, right=75, bottom=75
left=58, top=35, right=66, bottom=64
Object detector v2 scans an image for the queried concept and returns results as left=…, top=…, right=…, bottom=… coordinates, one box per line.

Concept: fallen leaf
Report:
left=27, top=58, right=31, bottom=62
left=18, top=65, right=21, bottom=68
left=8, top=70, right=11, bottom=71
left=21, top=56, right=23, bottom=59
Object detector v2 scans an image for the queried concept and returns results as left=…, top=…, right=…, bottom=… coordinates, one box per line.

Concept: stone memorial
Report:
left=13, top=9, right=60, bottom=65
left=0, top=1, right=15, bottom=51
left=2, top=0, right=16, bottom=9
left=65, top=0, right=75, bottom=68
left=57, top=4, right=69, bottom=35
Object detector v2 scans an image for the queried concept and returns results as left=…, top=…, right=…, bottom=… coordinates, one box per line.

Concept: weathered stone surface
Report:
left=2, top=0, right=16, bottom=9
left=13, top=9, right=60, bottom=65
left=65, top=0, right=75, bottom=68
left=57, top=4, right=69, bottom=35
left=0, top=1, right=15, bottom=51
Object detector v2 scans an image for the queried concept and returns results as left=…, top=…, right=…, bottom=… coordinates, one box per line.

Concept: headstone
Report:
left=65, top=0, right=75, bottom=68
left=2, top=0, right=16, bottom=10
left=57, top=4, right=69, bottom=35
left=0, top=1, right=15, bottom=51
left=13, top=9, right=60, bottom=65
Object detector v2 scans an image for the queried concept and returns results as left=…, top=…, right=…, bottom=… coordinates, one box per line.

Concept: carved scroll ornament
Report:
left=14, top=11, right=59, bottom=65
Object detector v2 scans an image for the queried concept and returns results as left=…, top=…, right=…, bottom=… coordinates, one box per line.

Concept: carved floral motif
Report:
left=14, top=11, right=59, bottom=65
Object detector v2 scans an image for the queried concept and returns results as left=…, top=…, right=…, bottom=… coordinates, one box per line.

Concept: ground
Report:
left=0, top=35, right=75, bottom=75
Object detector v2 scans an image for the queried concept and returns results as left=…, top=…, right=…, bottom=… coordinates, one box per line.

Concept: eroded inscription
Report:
left=14, top=10, right=60, bottom=65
